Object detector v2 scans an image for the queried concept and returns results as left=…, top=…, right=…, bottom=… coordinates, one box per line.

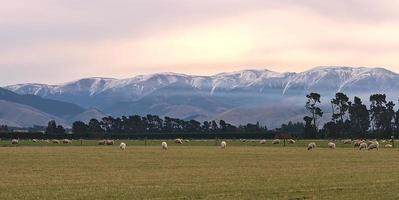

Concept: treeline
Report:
left=303, top=92, right=399, bottom=139
left=69, top=115, right=268, bottom=137
left=2, top=92, right=399, bottom=139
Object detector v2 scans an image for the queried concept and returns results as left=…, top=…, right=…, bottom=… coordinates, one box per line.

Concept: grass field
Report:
left=1, top=140, right=398, bottom=199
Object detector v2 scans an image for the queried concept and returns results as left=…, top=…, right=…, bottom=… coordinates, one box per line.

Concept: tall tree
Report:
left=305, top=92, right=323, bottom=132
left=45, top=120, right=58, bottom=134
left=72, top=121, right=88, bottom=135
left=331, top=92, right=350, bottom=122
left=369, top=94, right=387, bottom=132
left=349, top=97, right=370, bottom=138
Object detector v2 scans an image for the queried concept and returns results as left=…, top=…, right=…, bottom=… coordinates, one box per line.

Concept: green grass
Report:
left=0, top=140, right=398, bottom=199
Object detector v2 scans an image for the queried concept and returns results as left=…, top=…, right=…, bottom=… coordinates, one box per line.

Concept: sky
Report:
left=1, top=0, right=399, bottom=85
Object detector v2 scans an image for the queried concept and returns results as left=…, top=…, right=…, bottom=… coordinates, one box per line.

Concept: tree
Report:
left=331, top=92, right=350, bottom=122
left=72, top=121, right=88, bottom=135
left=88, top=119, right=104, bottom=133
left=369, top=94, right=387, bottom=131
left=303, top=116, right=316, bottom=138
left=46, top=120, right=58, bottom=134
left=56, top=125, right=66, bottom=134
left=348, top=97, right=369, bottom=138
left=305, top=92, right=323, bottom=133
left=211, top=120, right=218, bottom=131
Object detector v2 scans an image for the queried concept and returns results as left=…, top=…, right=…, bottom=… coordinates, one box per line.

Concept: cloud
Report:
left=1, top=0, right=399, bottom=85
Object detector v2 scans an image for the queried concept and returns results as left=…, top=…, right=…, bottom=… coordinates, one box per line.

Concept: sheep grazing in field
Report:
left=11, top=139, right=19, bottom=144
left=272, top=139, right=280, bottom=144
left=175, top=138, right=183, bottom=144
left=52, top=139, right=60, bottom=144
left=259, top=139, right=266, bottom=144
left=353, top=140, right=364, bottom=148
left=161, top=142, right=168, bottom=150
left=288, top=139, right=296, bottom=144
left=307, top=142, right=316, bottom=150
left=184, top=139, right=190, bottom=143
left=343, top=139, right=352, bottom=144
left=328, top=142, right=336, bottom=149
left=367, top=142, right=379, bottom=150
left=119, top=142, right=126, bottom=150
left=381, top=139, right=386, bottom=143
left=32, top=139, right=39, bottom=143
left=62, top=139, right=72, bottom=144
left=359, top=142, right=368, bottom=150
left=98, top=140, right=106, bottom=145
left=44, top=139, right=50, bottom=143
left=105, top=140, right=114, bottom=145
left=220, top=141, right=227, bottom=149
left=385, top=144, right=393, bottom=148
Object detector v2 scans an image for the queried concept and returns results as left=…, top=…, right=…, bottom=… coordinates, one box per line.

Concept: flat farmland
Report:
left=1, top=142, right=398, bottom=199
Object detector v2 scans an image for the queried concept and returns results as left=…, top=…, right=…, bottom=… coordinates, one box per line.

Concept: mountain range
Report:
left=3, top=66, right=399, bottom=128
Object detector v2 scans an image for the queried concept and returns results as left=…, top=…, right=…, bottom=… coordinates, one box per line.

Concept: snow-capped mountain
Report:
left=5, top=66, right=399, bottom=127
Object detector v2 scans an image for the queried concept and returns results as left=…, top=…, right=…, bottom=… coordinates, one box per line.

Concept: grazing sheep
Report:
left=307, top=142, right=316, bottom=150
left=220, top=141, right=227, bottom=149
left=106, top=140, right=114, bottom=145
left=385, top=144, right=393, bottom=148
left=52, top=139, right=60, bottom=144
left=381, top=140, right=386, bottom=143
left=32, top=139, right=39, bottom=143
left=367, top=142, right=379, bottom=150
left=328, top=142, right=336, bottom=149
left=161, top=142, right=168, bottom=150
left=259, top=139, right=266, bottom=144
left=11, top=139, right=19, bottom=144
left=272, top=139, right=280, bottom=144
left=184, top=139, right=190, bottom=143
left=288, top=139, right=296, bottom=144
left=119, top=142, right=126, bottom=150
left=175, top=138, right=183, bottom=144
left=62, top=139, right=72, bottom=144
left=343, top=139, right=352, bottom=144
left=44, top=139, right=50, bottom=143
left=98, top=140, right=106, bottom=145
left=359, top=142, right=368, bottom=150
left=353, top=140, right=364, bottom=148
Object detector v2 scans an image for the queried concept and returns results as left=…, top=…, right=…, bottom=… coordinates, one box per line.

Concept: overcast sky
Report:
left=2, top=0, right=399, bottom=85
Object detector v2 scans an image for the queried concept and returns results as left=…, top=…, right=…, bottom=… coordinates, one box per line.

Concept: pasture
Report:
left=0, top=140, right=398, bottom=199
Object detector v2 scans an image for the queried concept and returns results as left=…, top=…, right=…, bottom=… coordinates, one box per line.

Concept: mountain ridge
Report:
left=4, top=66, right=399, bottom=128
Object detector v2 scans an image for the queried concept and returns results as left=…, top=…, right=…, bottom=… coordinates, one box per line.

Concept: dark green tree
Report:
left=349, top=97, right=370, bottom=138
left=305, top=92, right=323, bottom=133
left=72, top=121, right=88, bottom=135
left=45, top=120, right=58, bottom=134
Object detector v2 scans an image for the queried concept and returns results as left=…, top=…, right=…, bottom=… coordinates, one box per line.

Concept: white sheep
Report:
left=367, top=141, right=379, bottom=150
left=175, top=138, right=183, bottom=144
left=119, top=142, right=126, bottom=150
left=98, top=140, right=106, bottom=145
left=359, top=142, right=367, bottom=150
left=52, top=139, right=60, bottom=144
left=161, top=142, right=168, bottom=150
left=220, top=141, right=227, bottom=149
left=11, top=139, right=19, bottom=144
left=272, top=139, right=280, bottom=144
left=328, top=142, right=336, bottom=149
left=385, top=144, right=393, bottom=148
left=307, top=142, right=316, bottom=150
left=288, top=139, right=296, bottom=144
left=105, top=140, right=114, bottom=145
left=184, top=139, right=190, bottom=143
left=62, top=139, right=72, bottom=144
left=259, top=139, right=266, bottom=144
left=32, top=139, right=39, bottom=143
left=343, top=139, right=352, bottom=144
